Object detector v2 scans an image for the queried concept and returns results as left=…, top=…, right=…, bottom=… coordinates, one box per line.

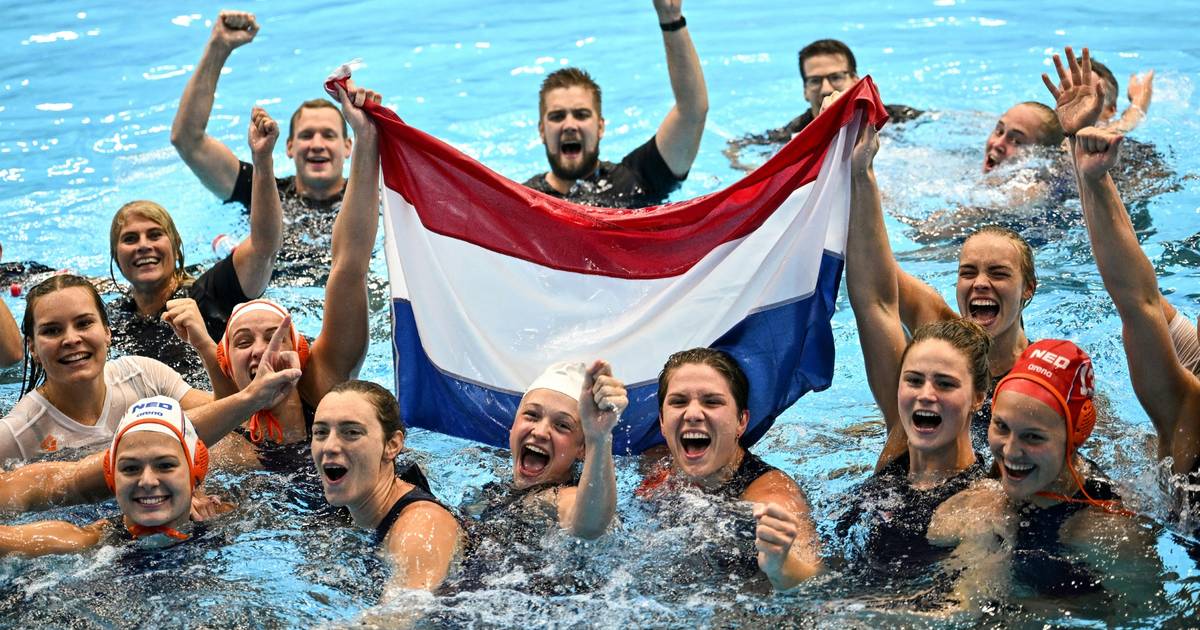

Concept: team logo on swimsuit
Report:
left=40, top=434, right=59, bottom=452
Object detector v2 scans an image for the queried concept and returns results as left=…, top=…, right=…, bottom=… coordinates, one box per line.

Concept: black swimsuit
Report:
left=1010, top=477, right=1118, bottom=597
left=837, top=451, right=988, bottom=576
left=373, top=464, right=446, bottom=543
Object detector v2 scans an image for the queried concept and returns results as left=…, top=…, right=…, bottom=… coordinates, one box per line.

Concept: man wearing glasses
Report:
left=724, top=39, right=921, bottom=171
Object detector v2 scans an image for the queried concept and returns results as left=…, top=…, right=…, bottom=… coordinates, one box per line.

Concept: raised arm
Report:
left=231, top=107, right=284, bottom=298
left=306, top=83, right=380, bottom=395
left=1041, top=45, right=1105, bottom=137
left=744, top=471, right=822, bottom=589
left=1072, top=126, right=1200, bottom=473
left=170, top=11, right=259, bottom=199
left=1111, top=70, right=1153, bottom=134
left=845, top=121, right=907, bottom=434
left=558, top=361, right=626, bottom=539
left=650, top=0, right=708, bottom=177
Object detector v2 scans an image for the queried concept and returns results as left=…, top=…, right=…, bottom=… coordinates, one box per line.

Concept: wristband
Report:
left=660, top=15, right=686, bottom=32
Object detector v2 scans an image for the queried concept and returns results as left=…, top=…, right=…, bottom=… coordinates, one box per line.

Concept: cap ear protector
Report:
left=214, top=299, right=311, bottom=443
left=995, top=339, right=1095, bottom=451
left=103, top=396, right=209, bottom=492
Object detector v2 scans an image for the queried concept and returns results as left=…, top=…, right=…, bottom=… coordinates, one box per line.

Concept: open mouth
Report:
left=134, top=495, right=168, bottom=506
left=968, top=298, right=1000, bottom=326
left=680, top=430, right=712, bottom=459
left=1003, top=461, right=1034, bottom=482
left=911, top=409, right=942, bottom=432
left=323, top=464, right=348, bottom=483
left=519, top=444, right=550, bottom=476
left=133, top=256, right=160, bottom=268
left=560, top=139, right=582, bottom=158
left=59, top=351, right=92, bottom=365
left=984, top=155, right=998, bottom=171
left=307, top=155, right=331, bottom=167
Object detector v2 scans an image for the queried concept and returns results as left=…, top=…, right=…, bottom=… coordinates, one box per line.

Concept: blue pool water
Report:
left=3, top=0, right=1200, bottom=626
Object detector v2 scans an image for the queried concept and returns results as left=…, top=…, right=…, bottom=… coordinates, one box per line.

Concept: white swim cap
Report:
left=524, top=361, right=586, bottom=401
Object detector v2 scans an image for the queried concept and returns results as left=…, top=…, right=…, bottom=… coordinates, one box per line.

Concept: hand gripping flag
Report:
left=327, top=74, right=888, bottom=453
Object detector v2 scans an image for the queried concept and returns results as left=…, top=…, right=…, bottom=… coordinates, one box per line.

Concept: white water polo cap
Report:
left=524, top=361, right=587, bottom=401
left=103, top=396, right=209, bottom=491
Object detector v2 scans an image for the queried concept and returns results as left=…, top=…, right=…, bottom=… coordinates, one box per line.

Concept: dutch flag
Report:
left=338, top=75, right=887, bottom=453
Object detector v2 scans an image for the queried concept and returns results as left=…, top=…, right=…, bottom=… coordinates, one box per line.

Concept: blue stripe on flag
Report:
left=391, top=252, right=844, bottom=454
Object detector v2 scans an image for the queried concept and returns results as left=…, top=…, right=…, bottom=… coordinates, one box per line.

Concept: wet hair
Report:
left=657, top=348, right=750, bottom=415
left=327, top=379, right=406, bottom=440
left=538, top=67, right=602, bottom=119
left=109, top=200, right=190, bottom=287
left=20, top=274, right=110, bottom=395
left=798, top=39, right=857, bottom=81
left=1016, top=101, right=1065, bottom=147
left=1079, top=57, right=1119, bottom=110
left=965, top=225, right=1038, bottom=308
left=288, top=99, right=349, bottom=141
left=899, top=319, right=993, bottom=397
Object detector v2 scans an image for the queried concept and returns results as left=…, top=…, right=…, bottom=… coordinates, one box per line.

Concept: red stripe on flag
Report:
left=355, top=77, right=886, bottom=279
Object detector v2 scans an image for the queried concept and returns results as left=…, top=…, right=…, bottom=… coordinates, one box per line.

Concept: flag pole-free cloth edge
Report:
left=331, top=71, right=887, bottom=453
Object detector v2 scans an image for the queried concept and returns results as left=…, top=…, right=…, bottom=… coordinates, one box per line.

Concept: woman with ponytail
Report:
left=0, top=275, right=211, bottom=462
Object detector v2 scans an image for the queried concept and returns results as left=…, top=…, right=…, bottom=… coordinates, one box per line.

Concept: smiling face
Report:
left=659, top=363, right=749, bottom=485
left=508, top=388, right=583, bottom=489
left=539, top=85, right=604, bottom=182
left=956, top=233, right=1033, bottom=339
left=897, top=338, right=981, bottom=454
left=115, top=215, right=178, bottom=293
left=989, top=389, right=1069, bottom=500
left=312, top=391, right=402, bottom=508
left=114, top=431, right=193, bottom=529
left=982, top=103, right=1047, bottom=172
left=225, top=310, right=291, bottom=389
left=286, top=106, right=351, bottom=193
left=29, top=286, right=111, bottom=387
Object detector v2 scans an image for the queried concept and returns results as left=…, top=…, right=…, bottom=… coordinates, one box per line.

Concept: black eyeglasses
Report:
left=804, top=71, right=854, bottom=90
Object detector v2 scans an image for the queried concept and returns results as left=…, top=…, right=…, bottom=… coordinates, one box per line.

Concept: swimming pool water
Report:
left=3, top=0, right=1200, bottom=626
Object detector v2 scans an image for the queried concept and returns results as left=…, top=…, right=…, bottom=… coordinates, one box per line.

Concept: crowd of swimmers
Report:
left=0, top=1, right=1195, bottom=612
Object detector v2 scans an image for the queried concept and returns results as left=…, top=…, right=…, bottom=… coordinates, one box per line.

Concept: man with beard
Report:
left=171, top=11, right=350, bottom=284
left=522, top=0, right=707, bottom=209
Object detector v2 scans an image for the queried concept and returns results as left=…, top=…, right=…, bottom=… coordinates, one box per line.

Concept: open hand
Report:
left=211, top=11, right=258, bottom=51
left=579, top=360, right=627, bottom=442
left=1041, top=45, right=1105, bottom=135
left=248, top=106, right=279, bottom=161
left=1127, top=70, right=1153, bottom=114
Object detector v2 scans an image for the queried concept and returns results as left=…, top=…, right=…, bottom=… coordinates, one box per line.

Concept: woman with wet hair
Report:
left=638, top=347, right=821, bottom=590
left=928, top=340, right=1154, bottom=601
left=106, top=106, right=283, bottom=387
left=311, top=380, right=461, bottom=593
left=0, top=275, right=209, bottom=462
